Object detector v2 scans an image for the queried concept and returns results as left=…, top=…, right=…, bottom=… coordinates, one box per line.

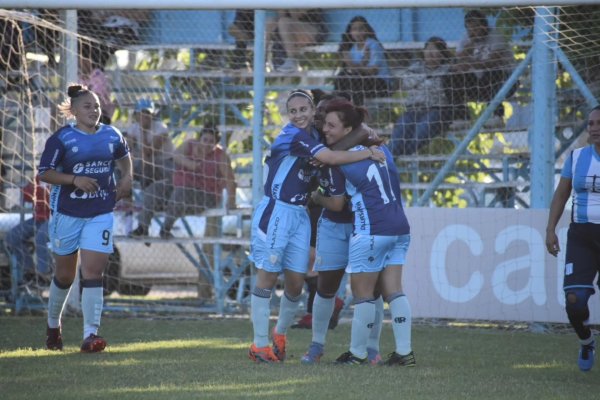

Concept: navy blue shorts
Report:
left=563, top=223, right=600, bottom=292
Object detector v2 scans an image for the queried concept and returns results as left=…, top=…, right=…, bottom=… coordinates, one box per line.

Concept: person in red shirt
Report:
left=4, top=177, right=53, bottom=282
left=130, top=124, right=237, bottom=239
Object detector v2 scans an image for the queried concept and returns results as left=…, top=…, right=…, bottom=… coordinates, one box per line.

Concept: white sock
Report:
left=389, top=295, right=412, bottom=355
left=367, top=296, right=384, bottom=352
left=312, top=294, right=335, bottom=345
left=81, top=286, right=103, bottom=339
left=349, top=300, right=375, bottom=359
left=275, top=292, right=302, bottom=335
left=47, top=278, right=71, bottom=328
left=251, top=290, right=271, bottom=348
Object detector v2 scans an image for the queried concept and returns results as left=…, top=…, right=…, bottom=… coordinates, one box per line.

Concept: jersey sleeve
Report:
left=322, top=166, right=346, bottom=196
left=290, top=130, right=326, bottom=158
left=561, top=152, right=573, bottom=179
left=114, top=131, right=131, bottom=160
left=38, top=134, right=65, bottom=174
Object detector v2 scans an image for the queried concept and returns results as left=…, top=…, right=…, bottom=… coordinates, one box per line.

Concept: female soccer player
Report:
left=546, top=105, right=600, bottom=372
left=39, top=84, right=132, bottom=352
left=248, top=89, right=385, bottom=363
left=314, top=99, right=415, bottom=366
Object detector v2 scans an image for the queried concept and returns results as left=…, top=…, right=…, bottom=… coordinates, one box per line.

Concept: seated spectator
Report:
left=126, top=99, right=174, bottom=189
left=228, top=10, right=254, bottom=69
left=4, top=177, right=53, bottom=285
left=388, top=37, right=457, bottom=156
left=268, top=9, right=327, bottom=73
left=449, top=10, right=516, bottom=117
left=333, top=16, right=391, bottom=106
left=130, top=124, right=237, bottom=239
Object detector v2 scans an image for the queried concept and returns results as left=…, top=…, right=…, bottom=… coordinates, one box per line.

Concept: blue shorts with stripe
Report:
left=314, top=217, right=352, bottom=272
left=250, top=197, right=310, bottom=274
left=346, top=234, right=410, bottom=274
left=49, top=211, right=114, bottom=255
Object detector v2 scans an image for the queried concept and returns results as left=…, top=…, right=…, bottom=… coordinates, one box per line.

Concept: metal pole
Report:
left=251, top=11, right=266, bottom=208
left=530, top=7, right=557, bottom=209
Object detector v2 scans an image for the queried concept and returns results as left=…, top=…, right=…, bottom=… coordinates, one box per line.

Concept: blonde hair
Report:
left=57, top=84, right=96, bottom=119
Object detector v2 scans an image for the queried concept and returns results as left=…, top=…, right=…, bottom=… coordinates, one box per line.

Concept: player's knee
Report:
left=565, top=288, right=593, bottom=320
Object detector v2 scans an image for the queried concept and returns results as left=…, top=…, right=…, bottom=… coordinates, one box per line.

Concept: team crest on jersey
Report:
left=72, top=146, right=79, bottom=153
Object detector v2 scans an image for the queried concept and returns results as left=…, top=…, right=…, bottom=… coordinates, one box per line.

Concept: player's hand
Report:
left=369, top=146, right=386, bottom=162
left=309, top=157, right=325, bottom=168
left=115, top=175, right=133, bottom=201
left=73, top=176, right=100, bottom=193
left=545, top=231, right=560, bottom=257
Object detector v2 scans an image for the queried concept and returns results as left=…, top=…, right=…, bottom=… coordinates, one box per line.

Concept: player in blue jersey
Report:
left=39, top=84, right=132, bottom=353
left=546, top=105, right=600, bottom=372
left=312, top=99, right=415, bottom=366
left=248, top=89, right=386, bottom=363
left=301, top=93, right=385, bottom=365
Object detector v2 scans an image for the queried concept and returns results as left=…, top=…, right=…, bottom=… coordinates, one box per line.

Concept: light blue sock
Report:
left=47, top=277, right=71, bottom=329
left=275, top=292, right=302, bottom=335
left=251, top=288, right=272, bottom=348
left=367, top=296, right=384, bottom=353
left=312, top=294, right=335, bottom=345
left=81, top=285, right=103, bottom=339
left=389, top=295, right=412, bottom=355
left=349, top=300, right=375, bottom=359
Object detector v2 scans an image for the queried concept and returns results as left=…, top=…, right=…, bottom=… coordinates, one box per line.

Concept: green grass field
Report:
left=1, top=316, right=599, bottom=399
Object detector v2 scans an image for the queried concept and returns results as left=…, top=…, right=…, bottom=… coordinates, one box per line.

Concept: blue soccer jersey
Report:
left=331, top=145, right=410, bottom=236
left=317, top=166, right=352, bottom=224
left=262, top=122, right=325, bottom=205
left=561, top=145, right=600, bottom=223
left=38, top=123, right=130, bottom=218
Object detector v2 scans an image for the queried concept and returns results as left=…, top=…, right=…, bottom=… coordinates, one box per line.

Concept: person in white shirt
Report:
left=126, top=99, right=174, bottom=189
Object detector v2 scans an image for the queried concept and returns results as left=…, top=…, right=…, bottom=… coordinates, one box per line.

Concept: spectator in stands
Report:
left=449, top=10, right=516, bottom=118
left=228, top=10, right=254, bottom=70
left=126, top=99, right=174, bottom=189
left=268, top=9, right=327, bottom=73
left=545, top=105, right=600, bottom=372
left=4, top=177, right=53, bottom=285
left=388, top=37, right=456, bottom=156
left=333, top=16, right=391, bottom=106
left=130, top=124, right=236, bottom=239
left=78, top=39, right=116, bottom=124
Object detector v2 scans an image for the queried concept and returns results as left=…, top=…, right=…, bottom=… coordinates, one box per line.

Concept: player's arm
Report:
left=313, top=146, right=385, bottom=165
left=311, top=190, right=345, bottom=212
left=115, top=154, right=133, bottom=201
left=545, top=177, right=572, bottom=257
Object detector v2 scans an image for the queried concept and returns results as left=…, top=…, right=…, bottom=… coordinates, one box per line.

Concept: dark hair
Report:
left=286, top=89, right=314, bottom=108
left=424, top=36, right=453, bottom=63
left=464, top=10, right=489, bottom=29
left=324, top=99, right=368, bottom=130
left=58, top=84, right=98, bottom=119
left=316, top=91, right=353, bottom=106
left=338, top=16, right=379, bottom=53
left=199, top=123, right=221, bottom=142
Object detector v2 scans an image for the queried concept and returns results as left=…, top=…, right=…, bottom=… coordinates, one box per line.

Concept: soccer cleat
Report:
left=384, top=351, right=416, bottom=367
left=328, top=297, right=345, bottom=330
left=301, top=342, right=324, bottom=365
left=80, top=334, right=107, bottom=353
left=578, top=341, right=595, bottom=372
left=291, top=314, right=312, bottom=329
left=46, top=326, right=63, bottom=351
left=272, top=327, right=287, bottom=361
left=367, top=347, right=383, bottom=366
left=248, top=344, right=279, bottom=363
left=334, top=351, right=367, bottom=365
